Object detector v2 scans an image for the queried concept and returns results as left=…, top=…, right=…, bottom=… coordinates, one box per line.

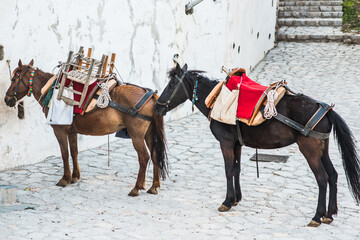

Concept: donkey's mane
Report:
left=168, top=68, right=219, bottom=88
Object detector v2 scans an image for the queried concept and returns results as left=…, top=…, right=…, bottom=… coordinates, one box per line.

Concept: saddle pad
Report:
left=41, top=75, right=57, bottom=96
left=238, top=86, right=287, bottom=126
left=60, top=76, right=98, bottom=114
left=226, top=74, right=267, bottom=119
left=72, top=81, right=98, bottom=113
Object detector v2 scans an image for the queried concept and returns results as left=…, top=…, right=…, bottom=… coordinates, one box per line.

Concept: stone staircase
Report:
left=277, top=0, right=360, bottom=43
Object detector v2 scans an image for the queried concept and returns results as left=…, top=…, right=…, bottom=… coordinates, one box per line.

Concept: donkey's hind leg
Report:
left=145, top=130, right=160, bottom=195
left=128, top=136, right=150, bottom=197
left=68, top=130, right=80, bottom=183
left=297, top=135, right=328, bottom=227
left=52, top=125, right=72, bottom=187
left=320, top=139, right=338, bottom=224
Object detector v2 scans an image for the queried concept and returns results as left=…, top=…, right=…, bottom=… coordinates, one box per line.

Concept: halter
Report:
left=157, top=70, right=199, bottom=113
left=156, top=71, right=190, bottom=110
left=8, top=66, right=36, bottom=101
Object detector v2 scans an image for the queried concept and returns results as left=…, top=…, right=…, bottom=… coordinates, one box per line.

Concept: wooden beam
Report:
left=101, top=55, right=109, bottom=77
left=109, top=53, right=116, bottom=74
left=86, top=48, right=92, bottom=69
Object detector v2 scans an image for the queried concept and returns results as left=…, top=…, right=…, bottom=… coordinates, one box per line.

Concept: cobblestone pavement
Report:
left=1, top=42, right=360, bottom=239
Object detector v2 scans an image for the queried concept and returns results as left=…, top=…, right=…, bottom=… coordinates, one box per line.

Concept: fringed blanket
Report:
left=226, top=74, right=267, bottom=119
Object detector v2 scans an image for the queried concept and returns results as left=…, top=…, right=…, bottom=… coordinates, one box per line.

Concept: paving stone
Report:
left=1, top=42, right=360, bottom=239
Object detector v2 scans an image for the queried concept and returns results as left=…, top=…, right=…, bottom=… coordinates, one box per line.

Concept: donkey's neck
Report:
left=32, top=69, right=54, bottom=106
left=192, top=76, right=218, bottom=118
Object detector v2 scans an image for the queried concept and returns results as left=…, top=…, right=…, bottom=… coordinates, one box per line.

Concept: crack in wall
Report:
left=51, top=17, right=62, bottom=44
left=97, top=0, right=106, bottom=42
left=151, top=0, right=161, bottom=90
left=127, top=0, right=136, bottom=77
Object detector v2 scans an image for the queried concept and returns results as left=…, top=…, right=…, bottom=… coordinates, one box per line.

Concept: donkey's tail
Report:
left=151, top=113, right=168, bottom=180
left=328, top=110, right=360, bottom=204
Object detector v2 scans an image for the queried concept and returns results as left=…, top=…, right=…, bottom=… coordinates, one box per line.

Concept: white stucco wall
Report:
left=0, top=0, right=278, bottom=171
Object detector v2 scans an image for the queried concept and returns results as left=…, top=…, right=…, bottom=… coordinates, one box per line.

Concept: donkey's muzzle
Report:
left=4, top=96, right=16, bottom=107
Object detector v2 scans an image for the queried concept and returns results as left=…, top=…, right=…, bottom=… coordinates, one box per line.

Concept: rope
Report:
left=264, top=89, right=279, bottom=119
left=96, top=82, right=112, bottom=108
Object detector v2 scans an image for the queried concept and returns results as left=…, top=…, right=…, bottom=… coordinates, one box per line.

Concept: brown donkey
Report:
left=4, top=59, right=167, bottom=196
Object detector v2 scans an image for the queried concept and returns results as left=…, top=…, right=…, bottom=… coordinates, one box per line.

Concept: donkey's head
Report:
left=155, top=63, right=191, bottom=116
left=4, top=59, right=34, bottom=107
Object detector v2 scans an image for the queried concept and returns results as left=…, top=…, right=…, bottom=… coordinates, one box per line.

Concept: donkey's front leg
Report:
left=233, top=145, right=242, bottom=206
left=68, top=130, right=80, bottom=183
left=218, top=143, right=236, bottom=212
left=52, top=125, right=72, bottom=187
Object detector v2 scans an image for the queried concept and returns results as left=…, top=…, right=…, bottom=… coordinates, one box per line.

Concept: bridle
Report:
left=156, top=71, right=190, bottom=110
left=8, top=66, right=36, bottom=101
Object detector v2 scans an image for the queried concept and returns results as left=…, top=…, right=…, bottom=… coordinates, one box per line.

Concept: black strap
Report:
left=236, top=121, right=244, bottom=145
left=303, top=104, right=333, bottom=136
left=94, top=91, right=154, bottom=122
left=273, top=113, right=330, bottom=139
left=131, top=90, right=155, bottom=117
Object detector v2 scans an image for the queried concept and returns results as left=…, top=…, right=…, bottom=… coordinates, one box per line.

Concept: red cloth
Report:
left=63, top=77, right=98, bottom=114
left=226, top=74, right=267, bottom=119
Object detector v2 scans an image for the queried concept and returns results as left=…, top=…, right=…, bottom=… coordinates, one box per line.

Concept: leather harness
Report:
left=94, top=85, right=156, bottom=122
left=235, top=86, right=333, bottom=145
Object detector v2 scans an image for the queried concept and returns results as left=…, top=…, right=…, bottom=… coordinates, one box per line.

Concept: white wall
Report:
left=0, top=0, right=278, bottom=170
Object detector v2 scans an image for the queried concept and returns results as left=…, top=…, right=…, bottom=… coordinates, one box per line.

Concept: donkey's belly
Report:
left=72, top=110, right=125, bottom=136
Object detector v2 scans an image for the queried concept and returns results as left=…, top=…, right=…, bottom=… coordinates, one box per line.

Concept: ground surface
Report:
left=1, top=42, right=360, bottom=239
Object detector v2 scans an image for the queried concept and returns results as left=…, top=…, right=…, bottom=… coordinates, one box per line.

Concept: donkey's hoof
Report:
left=321, top=217, right=333, bottom=224
left=307, top=220, right=321, bottom=227
left=71, top=177, right=79, bottom=184
left=147, top=187, right=158, bottom=195
left=128, top=188, right=139, bottom=197
left=218, top=204, right=231, bottom=212
left=56, top=179, right=69, bottom=187
left=231, top=201, right=239, bottom=207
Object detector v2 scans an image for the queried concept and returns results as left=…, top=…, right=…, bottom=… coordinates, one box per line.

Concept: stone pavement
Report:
left=1, top=42, right=360, bottom=239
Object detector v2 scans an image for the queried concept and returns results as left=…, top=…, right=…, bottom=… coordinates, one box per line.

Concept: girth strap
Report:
left=94, top=90, right=155, bottom=122
left=236, top=121, right=244, bottom=146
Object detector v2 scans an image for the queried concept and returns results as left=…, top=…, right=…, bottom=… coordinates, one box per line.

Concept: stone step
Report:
left=276, top=26, right=360, bottom=44
left=278, top=18, right=343, bottom=27
left=279, top=1, right=343, bottom=7
left=0, top=185, right=17, bottom=204
left=279, top=11, right=343, bottom=18
left=279, top=5, right=342, bottom=13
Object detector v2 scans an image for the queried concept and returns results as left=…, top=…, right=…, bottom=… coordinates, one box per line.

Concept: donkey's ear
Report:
left=28, top=59, right=34, bottom=67
left=182, top=63, right=188, bottom=72
left=175, top=63, right=181, bottom=74
left=18, top=59, right=22, bottom=68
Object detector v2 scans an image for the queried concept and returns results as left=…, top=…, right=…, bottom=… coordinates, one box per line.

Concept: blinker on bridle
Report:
left=157, top=70, right=199, bottom=112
